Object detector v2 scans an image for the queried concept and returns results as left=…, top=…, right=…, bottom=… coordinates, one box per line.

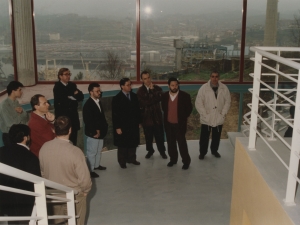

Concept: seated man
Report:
left=39, top=116, right=92, bottom=225
left=0, top=124, right=41, bottom=225
left=28, top=94, right=56, bottom=157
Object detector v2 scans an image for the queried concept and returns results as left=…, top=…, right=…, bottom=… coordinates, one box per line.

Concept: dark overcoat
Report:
left=112, top=91, right=141, bottom=148
left=53, top=81, right=84, bottom=130
left=0, top=144, right=41, bottom=217
left=136, top=84, right=164, bottom=127
left=83, top=97, right=108, bottom=139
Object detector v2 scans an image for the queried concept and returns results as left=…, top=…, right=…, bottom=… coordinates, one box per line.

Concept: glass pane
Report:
left=140, top=0, right=242, bottom=82
left=0, top=0, right=14, bottom=93
left=245, top=0, right=299, bottom=82
left=34, top=0, right=136, bottom=82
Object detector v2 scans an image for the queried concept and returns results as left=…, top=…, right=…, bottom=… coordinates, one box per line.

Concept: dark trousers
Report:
left=143, top=124, right=166, bottom=153
left=199, top=124, right=223, bottom=155
left=69, top=129, right=78, bottom=146
left=117, top=147, right=137, bottom=165
left=165, top=122, right=191, bottom=165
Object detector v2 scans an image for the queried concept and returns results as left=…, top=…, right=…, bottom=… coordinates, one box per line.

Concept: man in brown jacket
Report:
left=39, top=116, right=92, bottom=225
left=161, top=77, right=193, bottom=170
left=137, top=71, right=167, bottom=159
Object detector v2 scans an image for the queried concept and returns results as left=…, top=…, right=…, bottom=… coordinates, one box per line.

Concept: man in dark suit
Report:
left=53, top=68, right=84, bottom=145
left=0, top=124, right=41, bottom=224
left=83, top=83, right=108, bottom=178
left=112, top=78, right=141, bottom=169
left=161, top=77, right=193, bottom=170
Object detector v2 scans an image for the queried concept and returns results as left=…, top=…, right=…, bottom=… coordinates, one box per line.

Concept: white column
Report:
left=248, top=51, right=262, bottom=150
left=12, top=0, right=36, bottom=86
left=285, top=69, right=300, bottom=205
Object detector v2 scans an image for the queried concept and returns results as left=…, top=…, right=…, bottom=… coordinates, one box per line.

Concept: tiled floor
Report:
left=86, top=140, right=235, bottom=225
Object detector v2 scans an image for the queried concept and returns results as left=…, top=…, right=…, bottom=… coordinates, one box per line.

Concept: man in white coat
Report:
left=195, top=71, right=231, bottom=159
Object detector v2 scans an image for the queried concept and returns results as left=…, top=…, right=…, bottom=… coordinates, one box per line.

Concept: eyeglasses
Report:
left=63, top=73, right=72, bottom=76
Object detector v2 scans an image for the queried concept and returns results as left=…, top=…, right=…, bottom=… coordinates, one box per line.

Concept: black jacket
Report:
left=83, top=97, right=108, bottom=139
left=0, top=144, right=41, bottom=217
left=53, top=81, right=84, bottom=130
left=112, top=91, right=141, bottom=148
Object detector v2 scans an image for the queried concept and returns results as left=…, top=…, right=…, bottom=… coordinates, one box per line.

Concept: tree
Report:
left=74, top=71, right=83, bottom=80
left=98, top=50, right=123, bottom=80
left=290, top=10, right=300, bottom=47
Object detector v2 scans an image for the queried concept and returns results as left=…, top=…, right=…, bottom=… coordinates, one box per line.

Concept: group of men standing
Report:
left=0, top=69, right=231, bottom=224
left=111, top=70, right=231, bottom=171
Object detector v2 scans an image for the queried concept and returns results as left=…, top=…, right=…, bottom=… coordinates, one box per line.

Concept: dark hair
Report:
left=57, top=68, right=70, bottom=80
left=140, top=71, right=150, bottom=79
left=9, top=124, right=30, bottom=144
left=210, top=70, right=220, bottom=77
left=290, top=106, right=295, bottom=119
left=7, top=81, right=24, bottom=96
left=54, top=116, right=72, bottom=136
left=119, top=78, right=130, bottom=88
left=168, top=77, right=179, bottom=85
left=88, top=82, right=100, bottom=93
left=30, top=94, right=45, bottom=111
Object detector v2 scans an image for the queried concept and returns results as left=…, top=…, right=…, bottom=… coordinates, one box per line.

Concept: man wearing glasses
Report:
left=53, top=68, right=84, bottom=146
left=83, top=83, right=108, bottom=178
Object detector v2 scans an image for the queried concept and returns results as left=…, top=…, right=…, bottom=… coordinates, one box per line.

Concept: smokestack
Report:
left=263, top=0, right=278, bottom=46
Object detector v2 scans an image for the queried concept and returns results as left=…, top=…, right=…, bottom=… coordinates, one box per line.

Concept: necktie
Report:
left=126, top=94, right=130, bottom=100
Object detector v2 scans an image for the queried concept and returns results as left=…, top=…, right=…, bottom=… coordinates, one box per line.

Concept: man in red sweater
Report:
left=28, top=94, right=56, bottom=157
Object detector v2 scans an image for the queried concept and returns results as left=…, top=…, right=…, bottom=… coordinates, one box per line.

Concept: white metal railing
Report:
left=0, top=163, right=77, bottom=225
left=248, top=46, right=300, bottom=206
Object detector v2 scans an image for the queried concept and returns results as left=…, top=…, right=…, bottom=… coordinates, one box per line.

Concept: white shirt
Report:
left=91, top=97, right=101, bottom=112
left=169, top=91, right=179, bottom=101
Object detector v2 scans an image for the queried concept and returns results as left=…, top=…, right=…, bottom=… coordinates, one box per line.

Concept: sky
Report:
left=30, top=0, right=299, bottom=19
left=0, top=0, right=299, bottom=20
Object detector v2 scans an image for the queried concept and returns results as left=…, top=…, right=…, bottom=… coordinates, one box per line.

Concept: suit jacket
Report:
left=53, top=81, right=84, bottom=130
left=161, top=90, right=193, bottom=132
left=112, top=91, right=141, bottom=148
left=0, top=144, right=41, bottom=216
left=137, top=84, right=164, bottom=127
left=28, top=112, right=56, bottom=157
left=83, top=97, right=108, bottom=139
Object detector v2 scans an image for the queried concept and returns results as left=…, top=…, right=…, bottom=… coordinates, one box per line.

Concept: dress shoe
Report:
left=90, top=172, right=99, bottom=178
left=167, top=162, right=177, bottom=167
left=131, top=161, right=141, bottom=165
left=160, top=152, right=168, bottom=159
left=199, top=154, right=205, bottom=160
left=212, top=152, right=221, bottom=158
left=182, top=164, right=189, bottom=170
left=120, top=164, right=127, bottom=169
left=145, top=151, right=154, bottom=159
left=94, top=165, right=107, bottom=170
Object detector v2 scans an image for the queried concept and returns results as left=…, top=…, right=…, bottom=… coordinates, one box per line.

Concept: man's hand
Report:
left=149, top=83, right=154, bottom=89
left=116, top=128, right=122, bottom=135
left=93, top=130, right=100, bottom=138
left=74, top=90, right=78, bottom=95
left=15, top=107, right=23, bottom=114
left=45, top=112, right=55, bottom=122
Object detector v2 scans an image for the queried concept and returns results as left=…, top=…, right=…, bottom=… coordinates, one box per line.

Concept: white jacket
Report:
left=195, top=80, right=231, bottom=127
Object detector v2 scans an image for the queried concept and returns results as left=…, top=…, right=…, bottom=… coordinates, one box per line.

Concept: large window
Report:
left=0, top=0, right=14, bottom=93
left=140, top=0, right=243, bottom=82
left=34, top=0, right=136, bottom=82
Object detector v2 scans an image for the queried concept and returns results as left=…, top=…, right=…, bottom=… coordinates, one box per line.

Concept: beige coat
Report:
left=195, top=80, right=231, bottom=127
left=39, top=138, right=92, bottom=194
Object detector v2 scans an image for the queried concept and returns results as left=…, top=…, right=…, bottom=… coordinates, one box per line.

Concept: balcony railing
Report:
left=0, top=163, right=77, bottom=225
left=248, top=46, right=300, bottom=205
